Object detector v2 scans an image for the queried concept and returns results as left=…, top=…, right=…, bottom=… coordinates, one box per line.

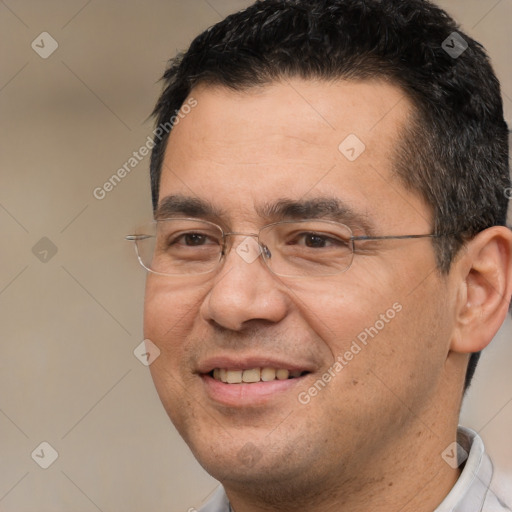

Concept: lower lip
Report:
left=201, top=374, right=307, bottom=407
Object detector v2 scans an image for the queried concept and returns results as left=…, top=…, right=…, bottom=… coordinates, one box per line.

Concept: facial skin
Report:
left=144, top=79, right=512, bottom=512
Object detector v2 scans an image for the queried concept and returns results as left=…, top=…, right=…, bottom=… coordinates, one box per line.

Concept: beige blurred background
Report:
left=0, top=1, right=511, bottom=511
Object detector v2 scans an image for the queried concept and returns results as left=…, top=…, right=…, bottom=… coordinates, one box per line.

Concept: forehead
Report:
left=160, top=79, right=431, bottom=231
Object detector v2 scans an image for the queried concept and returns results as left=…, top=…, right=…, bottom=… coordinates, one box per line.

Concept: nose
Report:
left=199, top=236, right=290, bottom=331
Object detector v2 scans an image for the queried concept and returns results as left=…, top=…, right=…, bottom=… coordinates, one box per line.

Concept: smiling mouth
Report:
left=209, top=368, right=309, bottom=384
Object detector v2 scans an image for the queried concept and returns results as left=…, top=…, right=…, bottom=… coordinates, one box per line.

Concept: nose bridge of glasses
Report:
left=222, top=231, right=270, bottom=258
left=223, top=231, right=259, bottom=248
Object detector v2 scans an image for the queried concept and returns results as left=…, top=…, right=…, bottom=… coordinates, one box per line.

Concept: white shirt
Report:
left=198, top=427, right=511, bottom=512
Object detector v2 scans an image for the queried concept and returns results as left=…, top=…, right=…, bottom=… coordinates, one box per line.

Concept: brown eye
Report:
left=183, top=233, right=209, bottom=246
left=304, top=234, right=329, bottom=248
left=289, top=232, right=348, bottom=249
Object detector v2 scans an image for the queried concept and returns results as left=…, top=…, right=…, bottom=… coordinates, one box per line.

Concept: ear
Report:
left=450, top=226, right=512, bottom=354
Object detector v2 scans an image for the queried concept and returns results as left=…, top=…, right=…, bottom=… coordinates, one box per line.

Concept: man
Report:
left=127, top=0, right=512, bottom=510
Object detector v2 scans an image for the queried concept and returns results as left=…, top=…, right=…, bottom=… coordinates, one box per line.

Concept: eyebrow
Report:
left=155, top=195, right=227, bottom=221
left=156, top=194, right=376, bottom=235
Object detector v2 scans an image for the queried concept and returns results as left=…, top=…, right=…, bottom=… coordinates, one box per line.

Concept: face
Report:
left=144, top=79, right=459, bottom=497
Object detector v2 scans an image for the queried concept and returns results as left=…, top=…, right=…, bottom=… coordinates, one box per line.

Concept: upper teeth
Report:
left=212, top=368, right=303, bottom=384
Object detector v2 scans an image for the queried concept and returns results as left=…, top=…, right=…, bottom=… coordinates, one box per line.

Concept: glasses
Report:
left=126, top=218, right=450, bottom=278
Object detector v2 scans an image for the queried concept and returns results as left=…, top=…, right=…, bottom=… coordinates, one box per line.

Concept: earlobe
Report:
left=451, top=226, right=512, bottom=354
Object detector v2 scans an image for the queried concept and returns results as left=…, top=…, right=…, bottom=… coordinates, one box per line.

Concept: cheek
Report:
left=143, top=278, right=207, bottom=429
left=293, top=263, right=448, bottom=391
left=290, top=270, right=399, bottom=358
left=143, top=276, right=206, bottom=342
left=143, top=277, right=206, bottom=392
